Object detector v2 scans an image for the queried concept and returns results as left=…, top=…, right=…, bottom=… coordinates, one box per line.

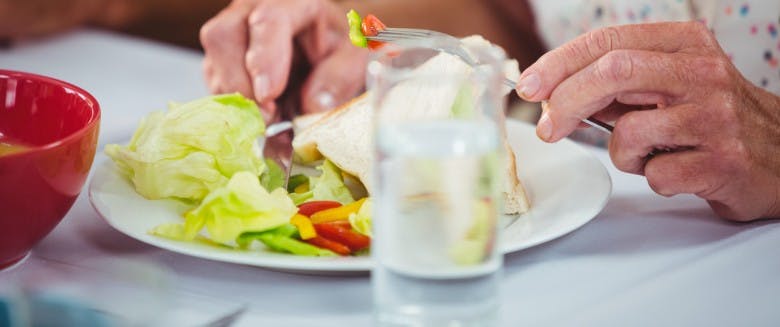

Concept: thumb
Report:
left=301, top=45, right=367, bottom=114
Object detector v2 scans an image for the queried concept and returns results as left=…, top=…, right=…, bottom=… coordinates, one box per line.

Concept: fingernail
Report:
left=537, top=112, right=553, bottom=141
left=315, top=91, right=335, bottom=111
left=254, top=75, right=270, bottom=100
left=518, top=73, right=540, bottom=99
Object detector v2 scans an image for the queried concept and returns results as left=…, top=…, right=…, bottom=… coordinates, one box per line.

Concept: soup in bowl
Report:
left=0, top=70, right=100, bottom=269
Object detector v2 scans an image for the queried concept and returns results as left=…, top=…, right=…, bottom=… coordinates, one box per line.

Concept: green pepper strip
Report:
left=347, top=9, right=367, bottom=48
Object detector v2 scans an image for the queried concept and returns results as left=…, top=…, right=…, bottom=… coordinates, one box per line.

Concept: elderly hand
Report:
left=516, top=22, right=780, bottom=221
left=200, top=0, right=366, bottom=122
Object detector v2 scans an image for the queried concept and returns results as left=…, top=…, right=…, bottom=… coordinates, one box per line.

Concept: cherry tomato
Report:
left=361, top=14, right=386, bottom=37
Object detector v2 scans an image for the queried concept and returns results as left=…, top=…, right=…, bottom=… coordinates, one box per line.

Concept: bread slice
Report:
left=292, top=36, right=530, bottom=214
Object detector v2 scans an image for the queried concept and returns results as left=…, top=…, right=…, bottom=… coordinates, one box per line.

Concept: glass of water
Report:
left=368, top=38, right=508, bottom=326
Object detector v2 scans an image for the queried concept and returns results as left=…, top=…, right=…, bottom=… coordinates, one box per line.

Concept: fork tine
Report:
left=366, top=35, right=399, bottom=42
left=376, top=31, right=425, bottom=39
left=386, top=28, right=439, bottom=36
left=380, top=28, right=432, bottom=37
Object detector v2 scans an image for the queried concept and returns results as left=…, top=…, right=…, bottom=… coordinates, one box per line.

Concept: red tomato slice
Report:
left=361, top=14, right=386, bottom=37
left=367, top=40, right=386, bottom=51
left=298, top=201, right=342, bottom=217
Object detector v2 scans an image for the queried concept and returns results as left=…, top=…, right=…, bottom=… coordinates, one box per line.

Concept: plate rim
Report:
left=88, top=120, right=611, bottom=273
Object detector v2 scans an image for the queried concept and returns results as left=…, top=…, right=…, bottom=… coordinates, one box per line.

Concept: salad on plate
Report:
left=106, top=93, right=372, bottom=257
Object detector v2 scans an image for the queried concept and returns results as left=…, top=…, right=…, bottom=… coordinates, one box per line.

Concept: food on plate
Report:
left=292, top=32, right=530, bottom=215
left=288, top=159, right=355, bottom=205
left=150, top=171, right=297, bottom=246
left=105, top=94, right=268, bottom=202
left=106, top=94, right=373, bottom=256
left=104, top=14, right=531, bottom=259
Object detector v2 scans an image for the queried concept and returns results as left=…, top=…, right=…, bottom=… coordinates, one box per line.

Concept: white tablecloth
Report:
left=1, top=29, right=778, bottom=327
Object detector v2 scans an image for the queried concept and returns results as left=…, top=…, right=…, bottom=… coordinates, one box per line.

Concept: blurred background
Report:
left=0, top=0, right=541, bottom=122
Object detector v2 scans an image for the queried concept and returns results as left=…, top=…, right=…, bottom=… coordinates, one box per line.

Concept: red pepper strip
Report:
left=314, top=223, right=371, bottom=252
left=318, top=220, right=352, bottom=229
left=298, top=200, right=342, bottom=217
left=306, top=236, right=352, bottom=256
left=361, top=14, right=387, bottom=51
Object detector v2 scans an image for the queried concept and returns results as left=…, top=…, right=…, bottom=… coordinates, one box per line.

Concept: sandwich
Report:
left=292, top=36, right=530, bottom=215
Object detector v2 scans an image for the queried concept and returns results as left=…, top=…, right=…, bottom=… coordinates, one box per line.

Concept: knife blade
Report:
left=262, top=121, right=294, bottom=189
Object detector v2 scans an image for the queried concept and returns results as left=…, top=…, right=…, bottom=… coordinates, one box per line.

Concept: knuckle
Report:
left=244, top=49, right=263, bottom=75
left=249, top=3, right=285, bottom=25
left=585, top=27, right=622, bottom=58
left=692, top=56, right=732, bottom=84
left=614, top=111, right=643, bottom=147
left=199, top=18, right=226, bottom=47
left=687, top=21, right=717, bottom=47
left=595, top=50, right=634, bottom=83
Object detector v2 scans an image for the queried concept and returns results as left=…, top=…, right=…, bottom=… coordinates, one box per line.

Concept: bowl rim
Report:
left=0, top=69, right=101, bottom=157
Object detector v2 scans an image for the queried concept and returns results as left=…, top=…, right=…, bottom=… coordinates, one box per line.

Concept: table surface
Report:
left=1, top=29, right=778, bottom=327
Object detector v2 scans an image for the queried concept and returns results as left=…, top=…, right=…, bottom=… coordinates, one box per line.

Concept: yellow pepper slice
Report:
left=310, top=198, right=367, bottom=224
left=290, top=214, right=317, bottom=240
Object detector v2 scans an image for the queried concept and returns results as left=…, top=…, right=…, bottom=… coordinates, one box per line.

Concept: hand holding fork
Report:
left=367, top=27, right=614, bottom=134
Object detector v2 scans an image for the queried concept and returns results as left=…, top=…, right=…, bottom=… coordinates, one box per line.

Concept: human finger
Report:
left=516, top=21, right=717, bottom=102
left=200, top=6, right=253, bottom=97
left=300, top=45, right=367, bottom=113
left=243, top=0, right=338, bottom=104
left=245, top=12, right=294, bottom=104
left=643, top=150, right=717, bottom=197
left=608, top=104, right=705, bottom=175
left=541, top=50, right=703, bottom=142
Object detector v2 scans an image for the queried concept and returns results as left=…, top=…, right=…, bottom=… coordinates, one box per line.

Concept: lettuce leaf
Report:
left=348, top=198, right=372, bottom=237
left=289, top=160, right=354, bottom=205
left=151, top=171, right=298, bottom=246
left=260, top=159, right=285, bottom=192
left=105, top=93, right=266, bottom=202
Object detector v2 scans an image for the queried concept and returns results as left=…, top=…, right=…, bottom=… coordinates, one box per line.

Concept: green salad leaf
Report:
left=348, top=198, right=372, bottom=237
left=151, top=171, right=298, bottom=246
left=105, top=93, right=266, bottom=202
left=289, top=160, right=355, bottom=205
left=260, top=159, right=285, bottom=192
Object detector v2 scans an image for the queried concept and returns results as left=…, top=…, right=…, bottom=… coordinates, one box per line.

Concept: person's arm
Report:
left=338, top=0, right=545, bottom=69
left=0, top=0, right=230, bottom=49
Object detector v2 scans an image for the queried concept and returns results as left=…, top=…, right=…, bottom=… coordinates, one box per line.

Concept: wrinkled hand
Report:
left=517, top=22, right=780, bottom=221
left=200, top=0, right=367, bottom=122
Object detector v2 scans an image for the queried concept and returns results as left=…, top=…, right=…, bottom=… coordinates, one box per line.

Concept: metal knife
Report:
left=262, top=120, right=294, bottom=188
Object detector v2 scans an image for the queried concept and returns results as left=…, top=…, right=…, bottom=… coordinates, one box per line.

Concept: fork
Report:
left=368, top=28, right=614, bottom=134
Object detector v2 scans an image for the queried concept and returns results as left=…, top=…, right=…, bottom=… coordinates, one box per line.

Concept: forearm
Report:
left=336, top=0, right=545, bottom=69
left=90, top=0, right=231, bottom=48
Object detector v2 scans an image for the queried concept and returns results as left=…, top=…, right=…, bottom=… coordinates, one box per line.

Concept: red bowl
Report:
left=0, top=70, right=100, bottom=269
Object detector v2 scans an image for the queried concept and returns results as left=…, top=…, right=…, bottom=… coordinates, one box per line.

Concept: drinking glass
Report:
left=368, top=38, right=508, bottom=326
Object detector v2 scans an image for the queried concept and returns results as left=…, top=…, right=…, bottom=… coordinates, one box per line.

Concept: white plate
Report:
left=88, top=120, right=611, bottom=273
